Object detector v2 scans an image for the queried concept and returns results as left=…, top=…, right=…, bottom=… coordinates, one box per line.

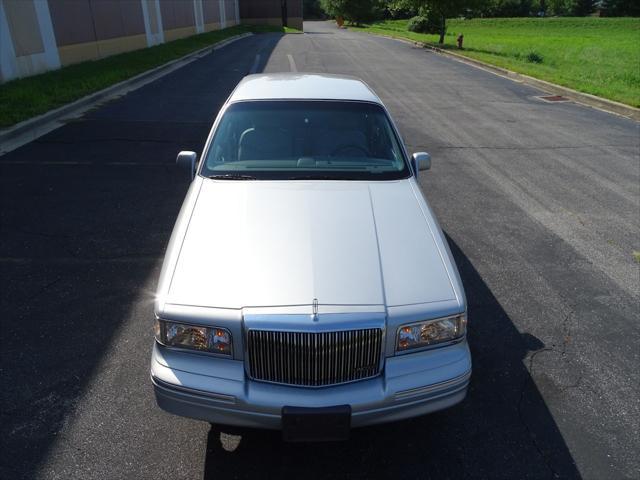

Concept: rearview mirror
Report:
left=412, top=152, right=431, bottom=172
left=176, top=151, right=197, bottom=180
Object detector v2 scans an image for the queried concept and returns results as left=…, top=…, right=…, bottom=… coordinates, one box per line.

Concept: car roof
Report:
left=228, top=73, right=382, bottom=104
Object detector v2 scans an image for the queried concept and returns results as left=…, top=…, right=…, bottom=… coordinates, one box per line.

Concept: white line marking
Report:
left=249, top=54, right=261, bottom=74
left=287, top=54, right=297, bottom=73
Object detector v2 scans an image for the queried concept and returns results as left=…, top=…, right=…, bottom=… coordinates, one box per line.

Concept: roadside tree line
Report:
left=315, top=0, right=639, bottom=43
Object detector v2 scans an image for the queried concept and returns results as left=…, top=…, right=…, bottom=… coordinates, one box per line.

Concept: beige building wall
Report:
left=48, top=0, right=148, bottom=66
left=57, top=34, right=148, bottom=66
left=4, top=0, right=44, bottom=56
left=202, top=0, right=221, bottom=32
left=142, top=0, right=164, bottom=46
left=204, top=21, right=221, bottom=31
left=224, top=0, right=238, bottom=26
left=0, top=0, right=60, bottom=81
left=163, top=26, right=196, bottom=41
left=1, top=0, right=241, bottom=81
left=1, top=0, right=304, bottom=83
left=159, top=0, right=196, bottom=41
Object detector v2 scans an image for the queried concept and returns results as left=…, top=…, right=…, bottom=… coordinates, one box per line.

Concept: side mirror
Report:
left=412, top=152, right=431, bottom=172
left=176, top=151, right=197, bottom=180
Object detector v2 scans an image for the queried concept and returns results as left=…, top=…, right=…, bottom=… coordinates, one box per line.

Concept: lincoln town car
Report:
left=150, top=73, right=471, bottom=441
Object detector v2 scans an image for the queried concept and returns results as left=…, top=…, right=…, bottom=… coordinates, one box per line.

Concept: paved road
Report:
left=1, top=21, right=638, bottom=480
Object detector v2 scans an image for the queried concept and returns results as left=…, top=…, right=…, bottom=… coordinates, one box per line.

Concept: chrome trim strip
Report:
left=151, top=376, right=237, bottom=405
left=394, top=370, right=471, bottom=402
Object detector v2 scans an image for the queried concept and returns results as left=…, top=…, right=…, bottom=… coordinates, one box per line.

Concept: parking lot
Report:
left=1, top=21, right=638, bottom=479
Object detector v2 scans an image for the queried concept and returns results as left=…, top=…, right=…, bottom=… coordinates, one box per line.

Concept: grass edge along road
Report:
left=0, top=24, right=300, bottom=129
left=353, top=17, right=640, bottom=108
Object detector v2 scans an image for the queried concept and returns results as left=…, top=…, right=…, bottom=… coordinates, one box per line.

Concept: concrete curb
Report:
left=369, top=32, right=640, bottom=122
left=0, top=32, right=253, bottom=155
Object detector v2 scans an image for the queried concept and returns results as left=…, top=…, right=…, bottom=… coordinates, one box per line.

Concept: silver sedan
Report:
left=150, top=73, right=471, bottom=441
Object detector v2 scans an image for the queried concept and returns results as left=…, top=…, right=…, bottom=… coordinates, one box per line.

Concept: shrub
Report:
left=525, top=51, right=543, bottom=63
left=515, top=50, right=544, bottom=63
left=407, top=15, right=440, bottom=34
left=407, top=16, right=427, bottom=32
left=320, top=0, right=384, bottom=25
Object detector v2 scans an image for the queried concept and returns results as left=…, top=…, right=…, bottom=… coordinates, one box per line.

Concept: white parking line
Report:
left=287, top=54, right=297, bottom=73
left=249, top=54, right=261, bottom=74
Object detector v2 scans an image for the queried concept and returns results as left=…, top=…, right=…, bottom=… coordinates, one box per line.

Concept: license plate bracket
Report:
left=282, top=405, right=351, bottom=442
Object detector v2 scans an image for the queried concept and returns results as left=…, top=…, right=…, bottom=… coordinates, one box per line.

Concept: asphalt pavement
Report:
left=1, top=21, right=638, bottom=480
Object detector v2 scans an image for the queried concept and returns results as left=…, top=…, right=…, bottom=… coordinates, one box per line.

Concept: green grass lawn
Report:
left=355, top=17, right=640, bottom=107
left=0, top=24, right=299, bottom=128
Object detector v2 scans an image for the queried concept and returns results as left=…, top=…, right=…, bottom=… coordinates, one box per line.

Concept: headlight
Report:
left=396, top=314, right=466, bottom=352
left=155, top=319, right=232, bottom=356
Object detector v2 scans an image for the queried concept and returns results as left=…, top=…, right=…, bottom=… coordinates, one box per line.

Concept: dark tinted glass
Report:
left=201, top=101, right=409, bottom=180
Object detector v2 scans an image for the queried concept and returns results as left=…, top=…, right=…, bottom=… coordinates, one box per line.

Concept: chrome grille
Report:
left=247, top=329, right=383, bottom=386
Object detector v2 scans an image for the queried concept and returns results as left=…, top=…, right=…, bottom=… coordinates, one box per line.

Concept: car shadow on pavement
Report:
left=203, top=235, right=582, bottom=479
left=0, top=34, right=284, bottom=479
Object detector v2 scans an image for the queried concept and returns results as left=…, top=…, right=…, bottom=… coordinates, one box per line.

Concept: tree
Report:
left=304, top=0, right=326, bottom=19
left=571, top=0, right=596, bottom=15
left=320, top=0, right=384, bottom=25
left=396, top=0, right=484, bottom=44
left=601, top=0, right=640, bottom=16
left=546, top=0, right=573, bottom=14
left=480, top=0, right=533, bottom=16
left=385, top=0, right=420, bottom=17
left=542, top=0, right=597, bottom=15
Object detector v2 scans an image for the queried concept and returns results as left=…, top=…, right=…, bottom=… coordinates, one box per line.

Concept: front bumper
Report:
left=150, top=340, right=471, bottom=429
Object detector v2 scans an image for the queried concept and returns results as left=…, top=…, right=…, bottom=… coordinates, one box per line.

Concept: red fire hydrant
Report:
left=457, top=34, right=464, bottom=49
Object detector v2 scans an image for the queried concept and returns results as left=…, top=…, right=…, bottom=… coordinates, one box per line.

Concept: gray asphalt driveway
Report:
left=1, top=21, right=638, bottom=480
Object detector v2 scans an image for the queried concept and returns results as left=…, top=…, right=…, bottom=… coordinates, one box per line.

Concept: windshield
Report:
left=200, top=100, right=410, bottom=180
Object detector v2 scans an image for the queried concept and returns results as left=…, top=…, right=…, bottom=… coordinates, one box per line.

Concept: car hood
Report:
left=165, top=179, right=457, bottom=309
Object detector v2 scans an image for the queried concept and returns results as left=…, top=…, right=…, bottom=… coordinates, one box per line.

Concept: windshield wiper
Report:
left=207, top=173, right=257, bottom=180
left=287, top=174, right=340, bottom=180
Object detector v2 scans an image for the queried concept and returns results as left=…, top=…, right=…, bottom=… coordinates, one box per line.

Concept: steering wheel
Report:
left=331, top=144, right=370, bottom=157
